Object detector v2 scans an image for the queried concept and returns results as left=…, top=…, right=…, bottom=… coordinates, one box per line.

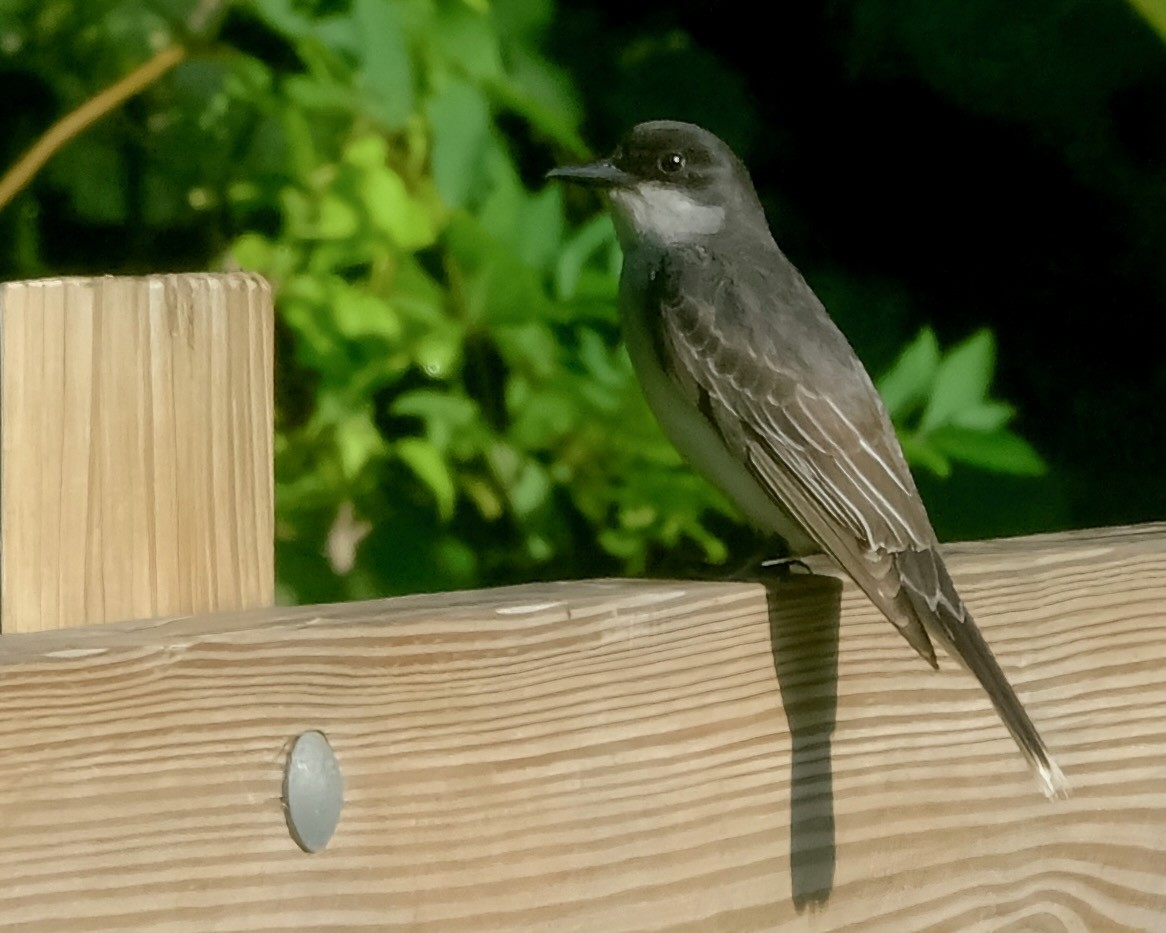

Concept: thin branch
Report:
left=0, top=44, right=188, bottom=214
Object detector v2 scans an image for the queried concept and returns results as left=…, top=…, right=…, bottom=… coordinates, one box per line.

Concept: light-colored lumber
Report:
left=0, top=274, right=274, bottom=632
left=0, top=524, right=1163, bottom=930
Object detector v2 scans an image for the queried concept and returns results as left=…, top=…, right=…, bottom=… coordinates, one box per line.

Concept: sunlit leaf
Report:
left=1126, top=0, right=1166, bottom=42
left=878, top=326, right=939, bottom=418
left=330, top=285, right=400, bottom=341
left=396, top=437, right=458, bottom=519
left=392, top=390, right=480, bottom=448
left=919, top=329, right=995, bottom=432
left=899, top=432, right=952, bottom=477
left=365, top=173, right=438, bottom=249
left=336, top=412, right=387, bottom=479
left=930, top=427, right=1047, bottom=476
left=462, top=474, right=505, bottom=520
left=508, top=459, right=552, bottom=516
left=315, top=194, right=361, bottom=239
left=412, top=328, right=463, bottom=378
left=950, top=401, right=1016, bottom=431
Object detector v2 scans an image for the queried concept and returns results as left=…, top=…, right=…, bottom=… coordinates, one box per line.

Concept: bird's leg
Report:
left=759, top=556, right=814, bottom=575
left=724, top=541, right=814, bottom=581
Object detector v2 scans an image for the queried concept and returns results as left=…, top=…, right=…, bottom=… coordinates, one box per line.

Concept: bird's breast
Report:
left=618, top=261, right=817, bottom=555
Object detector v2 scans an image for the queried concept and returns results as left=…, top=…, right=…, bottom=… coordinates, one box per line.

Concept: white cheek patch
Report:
left=610, top=183, right=726, bottom=244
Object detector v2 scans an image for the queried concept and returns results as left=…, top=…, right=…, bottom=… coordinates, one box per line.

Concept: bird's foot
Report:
left=759, top=556, right=814, bottom=576
left=725, top=550, right=814, bottom=581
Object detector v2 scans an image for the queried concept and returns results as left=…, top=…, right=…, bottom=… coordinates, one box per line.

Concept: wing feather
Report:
left=645, top=245, right=1067, bottom=795
left=657, top=249, right=939, bottom=660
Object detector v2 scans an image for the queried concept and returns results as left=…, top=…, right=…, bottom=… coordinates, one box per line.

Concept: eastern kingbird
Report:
left=549, top=120, right=1068, bottom=798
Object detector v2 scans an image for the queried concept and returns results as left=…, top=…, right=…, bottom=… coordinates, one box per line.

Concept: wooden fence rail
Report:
left=0, top=276, right=1162, bottom=930
left=0, top=524, right=1163, bottom=930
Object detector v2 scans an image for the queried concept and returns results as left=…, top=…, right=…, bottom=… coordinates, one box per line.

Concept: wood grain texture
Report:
left=0, top=524, right=1163, bottom=930
left=0, top=274, right=274, bottom=632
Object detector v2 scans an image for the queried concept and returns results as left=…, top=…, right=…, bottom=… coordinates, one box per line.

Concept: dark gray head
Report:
left=548, top=121, right=769, bottom=248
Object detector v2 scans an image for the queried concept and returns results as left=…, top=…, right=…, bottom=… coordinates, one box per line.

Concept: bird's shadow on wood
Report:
left=759, top=571, right=842, bottom=911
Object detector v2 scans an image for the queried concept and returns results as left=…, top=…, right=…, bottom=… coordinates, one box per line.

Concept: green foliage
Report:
left=1129, top=0, right=1166, bottom=41
left=879, top=328, right=1046, bottom=479
left=219, top=0, right=741, bottom=598
left=0, top=0, right=1052, bottom=601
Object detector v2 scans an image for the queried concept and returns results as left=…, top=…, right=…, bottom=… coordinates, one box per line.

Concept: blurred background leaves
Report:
left=0, top=0, right=1162, bottom=601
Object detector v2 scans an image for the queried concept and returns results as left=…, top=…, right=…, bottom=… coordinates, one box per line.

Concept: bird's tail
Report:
left=897, top=548, right=1070, bottom=799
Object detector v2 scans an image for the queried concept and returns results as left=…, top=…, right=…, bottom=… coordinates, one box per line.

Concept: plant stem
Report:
left=0, top=44, right=188, bottom=214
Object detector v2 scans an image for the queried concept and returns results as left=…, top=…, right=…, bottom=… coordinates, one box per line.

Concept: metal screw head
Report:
left=283, top=730, right=344, bottom=853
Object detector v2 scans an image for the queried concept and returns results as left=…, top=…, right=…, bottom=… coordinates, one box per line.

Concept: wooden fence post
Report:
left=0, top=273, right=274, bottom=632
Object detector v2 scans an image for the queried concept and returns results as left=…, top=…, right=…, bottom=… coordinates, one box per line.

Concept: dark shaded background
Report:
left=551, top=0, right=1166, bottom=541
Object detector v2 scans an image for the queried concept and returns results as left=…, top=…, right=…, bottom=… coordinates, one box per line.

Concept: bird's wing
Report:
left=650, top=246, right=941, bottom=664
left=649, top=246, right=1068, bottom=796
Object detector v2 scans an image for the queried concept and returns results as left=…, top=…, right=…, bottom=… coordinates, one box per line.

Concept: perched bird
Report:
left=549, top=120, right=1068, bottom=798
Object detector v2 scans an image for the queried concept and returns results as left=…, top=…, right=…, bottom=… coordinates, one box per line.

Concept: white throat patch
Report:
left=609, top=183, right=726, bottom=245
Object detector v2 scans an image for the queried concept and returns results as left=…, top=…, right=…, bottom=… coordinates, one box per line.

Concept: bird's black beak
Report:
left=546, top=159, right=631, bottom=189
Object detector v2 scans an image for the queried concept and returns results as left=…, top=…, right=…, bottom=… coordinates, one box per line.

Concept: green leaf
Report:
left=392, top=390, right=479, bottom=426
left=350, top=146, right=439, bottom=249
left=578, top=328, right=627, bottom=388
left=336, top=412, right=387, bottom=479
left=352, top=0, right=414, bottom=126
left=508, top=460, right=551, bottom=516
left=444, top=215, right=553, bottom=326
left=1127, top=0, right=1166, bottom=42
left=431, top=3, right=503, bottom=80
left=426, top=79, right=492, bottom=208
left=390, top=255, right=450, bottom=325
left=330, top=284, right=401, bottom=341
left=494, top=321, right=559, bottom=375
left=433, top=535, right=479, bottom=582
left=919, top=329, right=995, bottom=432
left=508, top=386, right=578, bottom=447
left=230, top=232, right=275, bottom=270
left=315, top=194, right=361, bottom=239
left=273, top=93, right=319, bottom=180
left=515, top=185, right=566, bottom=272
left=462, top=474, right=505, bottom=520
left=950, top=401, right=1016, bottom=431
left=877, top=327, right=939, bottom=418
left=929, top=426, right=1047, bottom=476
left=489, top=54, right=586, bottom=153
left=249, top=0, right=316, bottom=41
left=412, top=328, right=463, bottom=378
left=554, top=215, right=618, bottom=300
left=475, top=147, right=527, bottom=242
left=396, top=438, right=458, bottom=520
left=899, top=432, right=952, bottom=477
left=392, top=390, right=479, bottom=448
left=598, top=527, right=642, bottom=561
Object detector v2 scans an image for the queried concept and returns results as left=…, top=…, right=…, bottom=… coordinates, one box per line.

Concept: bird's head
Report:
left=548, top=121, right=766, bottom=248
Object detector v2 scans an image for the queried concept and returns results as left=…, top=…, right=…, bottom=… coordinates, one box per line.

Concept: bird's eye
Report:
left=658, top=152, right=686, bottom=175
